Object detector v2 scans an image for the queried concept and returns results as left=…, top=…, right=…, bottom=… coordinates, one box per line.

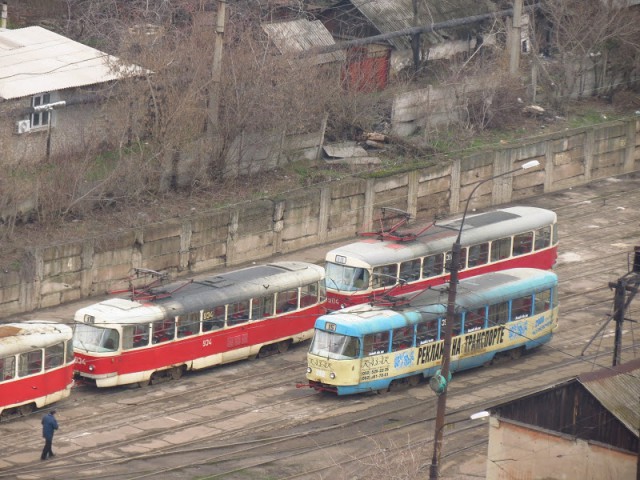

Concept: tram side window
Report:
left=446, top=248, right=467, bottom=271
left=491, top=237, right=512, bottom=262
left=177, top=312, right=200, bottom=338
left=203, top=306, right=225, bottom=332
left=45, top=342, right=64, bottom=369
left=372, top=264, right=398, bottom=288
left=392, top=326, right=414, bottom=352
left=400, top=259, right=421, bottom=283
left=1, top=357, right=16, bottom=381
left=18, top=350, right=42, bottom=377
left=511, top=295, right=532, bottom=320
left=363, top=332, right=389, bottom=356
left=464, top=307, right=486, bottom=333
left=300, top=282, right=319, bottom=308
left=276, top=289, right=299, bottom=313
left=488, top=302, right=510, bottom=325
left=65, top=338, right=74, bottom=363
left=152, top=319, right=175, bottom=344
left=251, top=295, right=275, bottom=320
left=228, top=300, right=250, bottom=326
left=423, top=254, right=444, bottom=278
left=513, top=232, right=533, bottom=256
left=416, top=319, right=438, bottom=344
left=534, top=289, right=551, bottom=315
left=123, top=324, right=150, bottom=350
left=467, top=243, right=489, bottom=268
left=534, top=226, right=552, bottom=250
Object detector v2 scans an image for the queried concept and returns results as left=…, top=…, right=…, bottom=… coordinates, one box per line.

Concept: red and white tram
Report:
left=325, top=206, right=558, bottom=310
left=73, top=261, right=326, bottom=387
left=0, top=321, right=75, bottom=418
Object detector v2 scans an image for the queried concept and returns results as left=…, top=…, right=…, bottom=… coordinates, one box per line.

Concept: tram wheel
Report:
left=277, top=340, right=290, bottom=354
left=509, top=348, right=523, bottom=360
left=138, top=376, right=152, bottom=387
left=408, top=375, right=421, bottom=387
left=18, top=403, right=34, bottom=416
left=170, top=366, right=183, bottom=380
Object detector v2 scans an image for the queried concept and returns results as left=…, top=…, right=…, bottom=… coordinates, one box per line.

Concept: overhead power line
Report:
left=311, top=4, right=538, bottom=55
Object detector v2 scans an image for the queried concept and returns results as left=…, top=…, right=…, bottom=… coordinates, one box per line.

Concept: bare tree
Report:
left=533, top=0, right=640, bottom=110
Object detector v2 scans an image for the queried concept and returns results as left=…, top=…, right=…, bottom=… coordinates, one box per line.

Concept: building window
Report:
left=31, top=93, right=51, bottom=128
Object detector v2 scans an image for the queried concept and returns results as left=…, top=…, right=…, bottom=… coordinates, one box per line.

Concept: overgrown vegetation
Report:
left=1, top=0, right=639, bottom=246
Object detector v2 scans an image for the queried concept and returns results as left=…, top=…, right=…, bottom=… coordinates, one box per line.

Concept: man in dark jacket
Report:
left=41, top=410, right=59, bottom=460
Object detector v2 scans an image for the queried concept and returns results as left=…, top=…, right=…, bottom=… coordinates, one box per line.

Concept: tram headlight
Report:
left=306, top=367, right=312, bottom=374
left=330, top=372, right=336, bottom=379
left=88, top=364, right=95, bottom=372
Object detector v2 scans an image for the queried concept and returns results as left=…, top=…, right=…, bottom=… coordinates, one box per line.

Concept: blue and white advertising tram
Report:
left=304, top=268, right=559, bottom=395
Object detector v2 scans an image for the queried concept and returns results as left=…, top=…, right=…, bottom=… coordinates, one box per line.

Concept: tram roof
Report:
left=408, top=267, right=558, bottom=312
left=0, top=321, right=72, bottom=356
left=316, top=268, right=557, bottom=336
left=75, top=261, right=325, bottom=325
left=325, top=206, right=556, bottom=266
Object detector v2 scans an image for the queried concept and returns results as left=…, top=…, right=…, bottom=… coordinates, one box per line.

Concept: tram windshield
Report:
left=325, top=262, right=370, bottom=292
left=74, top=324, right=120, bottom=353
left=309, top=330, right=360, bottom=359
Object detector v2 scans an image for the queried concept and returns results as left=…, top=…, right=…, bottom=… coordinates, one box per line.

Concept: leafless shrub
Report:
left=462, top=74, right=526, bottom=131
left=533, top=0, right=640, bottom=111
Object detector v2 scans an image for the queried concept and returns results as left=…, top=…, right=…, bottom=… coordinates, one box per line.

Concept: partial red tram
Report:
left=0, top=321, right=75, bottom=418
left=325, top=206, right=558, bottom=310
left=73, top=261, right=326, bottom=387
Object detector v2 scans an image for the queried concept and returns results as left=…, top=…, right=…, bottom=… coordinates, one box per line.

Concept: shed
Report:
left=0, top=26, right=148, bottom=165
left=262, top=18, right=346, bottom=66
left=486, top=359, right=640, bottom=479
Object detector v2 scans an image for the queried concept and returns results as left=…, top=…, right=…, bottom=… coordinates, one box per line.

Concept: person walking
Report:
left=41, top=410, right=59, bottom=460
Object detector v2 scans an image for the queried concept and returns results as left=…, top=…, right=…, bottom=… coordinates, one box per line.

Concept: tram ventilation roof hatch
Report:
left=453, top=210, right=519, bottom=229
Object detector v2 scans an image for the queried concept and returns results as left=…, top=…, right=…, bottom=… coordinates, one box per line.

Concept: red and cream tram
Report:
left=325, top=206, right=558, bottom=310
left=0, top=321, right=75, bottom=418
left=73, top=261, right=326, bottom=387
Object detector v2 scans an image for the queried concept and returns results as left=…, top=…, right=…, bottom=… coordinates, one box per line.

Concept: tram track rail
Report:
left=2, top=174, right=639, bottom=480
left=1, top=340, right=630, bottom=480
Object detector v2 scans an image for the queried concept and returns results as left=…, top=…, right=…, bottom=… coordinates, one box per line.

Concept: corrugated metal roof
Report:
left=0, top=26, right=148, bottom=100
left=579, top=358, right=640, bottom=437
left=351, top=0, right=496, bottom=50
left=262, top=18, right=346, bottom=65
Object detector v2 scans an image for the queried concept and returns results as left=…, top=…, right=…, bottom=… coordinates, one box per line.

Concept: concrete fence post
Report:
left=584, top=128, right=594, bottom=182
left=363, top=178, right=375, bottom=232
left=449, top=158, right=461, bottom=214
left=318, top=187, right=330, bottom=243
left=624, top=118, right=637, bottom=173
left=544, top=139, right=554, bottom=193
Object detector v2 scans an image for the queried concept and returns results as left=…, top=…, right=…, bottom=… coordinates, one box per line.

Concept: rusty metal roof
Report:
left=0, top=26, right=148, bottom=100
left=350, top=0, right=496, bottom=49
left=262, top=18, right=346, bottom=65
left=579, top=358, right=640, bottom=437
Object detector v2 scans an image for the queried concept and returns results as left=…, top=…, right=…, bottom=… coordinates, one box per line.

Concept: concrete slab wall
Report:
left=1, top=117, right=638, bottom=318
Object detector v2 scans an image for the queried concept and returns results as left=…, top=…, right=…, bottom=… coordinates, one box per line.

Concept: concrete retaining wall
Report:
left=1, top=117, right=639, bottom=319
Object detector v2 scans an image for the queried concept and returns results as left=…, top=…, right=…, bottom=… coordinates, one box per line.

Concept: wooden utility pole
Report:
left=607, top=246, right=640, bottom=367
left=509, top=0, right=523, bottom=74
left=209, top=0, right=227, bottom=131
